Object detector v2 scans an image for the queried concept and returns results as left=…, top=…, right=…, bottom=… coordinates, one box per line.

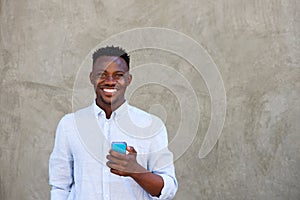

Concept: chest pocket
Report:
left=131, top=141, right=150, bottom=170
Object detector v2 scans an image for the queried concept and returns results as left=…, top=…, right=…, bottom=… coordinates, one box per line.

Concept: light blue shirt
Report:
left=49, top=101, right=178, bottom=200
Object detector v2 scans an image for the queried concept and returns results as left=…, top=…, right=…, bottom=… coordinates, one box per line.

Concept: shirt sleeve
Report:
left=49, top=115, right=74, bottom=200
left=147, top=125, right=178, bottom=200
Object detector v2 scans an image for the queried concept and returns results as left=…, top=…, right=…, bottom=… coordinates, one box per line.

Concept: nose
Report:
left=103, top=75, right=117, bottom=84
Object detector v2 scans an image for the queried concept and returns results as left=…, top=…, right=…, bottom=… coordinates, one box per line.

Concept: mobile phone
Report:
left=111, top=142, right=127, bottom=154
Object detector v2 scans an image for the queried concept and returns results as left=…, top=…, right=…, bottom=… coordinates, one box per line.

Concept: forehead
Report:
left=93, top=56, right=128, bottom=72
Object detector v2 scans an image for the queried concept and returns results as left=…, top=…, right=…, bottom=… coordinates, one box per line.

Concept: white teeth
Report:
left=103, top=88, right=117, bottom=93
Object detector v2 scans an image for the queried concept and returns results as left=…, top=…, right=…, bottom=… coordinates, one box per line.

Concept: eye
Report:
left=114, top=73, right=124, bottom=78
left=95, top=72, right=107, bottom=79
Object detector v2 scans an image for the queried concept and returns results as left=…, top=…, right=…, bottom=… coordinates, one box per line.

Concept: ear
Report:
left=89, top=72, right=94, bottom=84
left=127, top=73, right=132, bottom=85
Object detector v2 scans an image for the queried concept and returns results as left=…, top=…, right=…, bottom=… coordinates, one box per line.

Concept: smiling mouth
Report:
left=103, top=88, right=117, bottom=94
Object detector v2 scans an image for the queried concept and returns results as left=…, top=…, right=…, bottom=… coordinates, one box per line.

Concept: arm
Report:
left=106, top=121, right=177, bottom=199
left=107, top=146, right=164, bottom=197
left=49, top=116, right=74, bottom=200
left=130, top=171, right=164, bottom=197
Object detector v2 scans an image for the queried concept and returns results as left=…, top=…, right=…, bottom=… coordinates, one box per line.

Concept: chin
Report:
left=97, top=92, right=124, bottom=107
left=102, top=98, right=114, bottom=105
left=99, top=96, right=117, bottom=106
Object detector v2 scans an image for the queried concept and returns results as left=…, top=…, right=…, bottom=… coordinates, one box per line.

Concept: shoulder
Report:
left=126, top=105, right=169, bottom=145
left=126, top=104, right=165, bottom=129
left=56, top=113, right=75, bottom=130
left=58, top=105, right=93, bottom=126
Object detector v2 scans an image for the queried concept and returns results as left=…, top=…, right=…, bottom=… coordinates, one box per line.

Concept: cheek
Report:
left=95, top=80, right=103, bottom=86
left=117, top=80, right=127, bottom=86
left=93, top=81, right=101, bottom=90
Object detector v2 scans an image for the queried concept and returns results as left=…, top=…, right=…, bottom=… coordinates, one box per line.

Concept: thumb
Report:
left=126, top=146, right=137, bottom=154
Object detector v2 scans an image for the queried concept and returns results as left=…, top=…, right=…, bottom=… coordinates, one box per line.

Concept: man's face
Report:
left=90, top=56, right=132, bottom=108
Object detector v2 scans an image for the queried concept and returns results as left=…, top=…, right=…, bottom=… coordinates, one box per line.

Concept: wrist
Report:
left=129, top=164, right=148, bottom=179
left=130, top=171, right=151, bottom=181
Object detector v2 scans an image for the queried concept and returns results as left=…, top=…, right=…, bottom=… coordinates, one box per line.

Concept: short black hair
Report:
left=92, top=46, right=130, bottom=68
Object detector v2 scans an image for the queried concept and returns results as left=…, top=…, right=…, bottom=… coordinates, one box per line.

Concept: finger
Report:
left=106, top=155, right=125, bottom=165
left=109, top=149, right=127, bottom=158
left=110, top=168, right=124, bottom=176
left=106, top=160, right=114, bottom=168
left=106, top=160, right=120, bottom=170
left=126, top=146, right=137, bottom=153
left=110, top=168, right=118, bottom=175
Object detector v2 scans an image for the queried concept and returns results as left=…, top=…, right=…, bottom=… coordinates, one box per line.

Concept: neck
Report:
left=96, top=99, right=125, bottom=119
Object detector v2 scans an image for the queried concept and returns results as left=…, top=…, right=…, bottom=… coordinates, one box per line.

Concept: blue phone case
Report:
left=111, top=142, right=127, bottom=154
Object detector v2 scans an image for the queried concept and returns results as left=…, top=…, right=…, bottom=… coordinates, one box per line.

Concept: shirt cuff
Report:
left=50, top=187, right=70, bottom=200
left=150, top=174, right=178, bottom=200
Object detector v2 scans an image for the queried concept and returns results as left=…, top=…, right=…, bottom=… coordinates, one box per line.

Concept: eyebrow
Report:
left=95, top=70, right=128, bottom=74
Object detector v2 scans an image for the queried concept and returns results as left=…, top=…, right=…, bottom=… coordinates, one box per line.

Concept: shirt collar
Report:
left=92, top=100, right=128, bottom=119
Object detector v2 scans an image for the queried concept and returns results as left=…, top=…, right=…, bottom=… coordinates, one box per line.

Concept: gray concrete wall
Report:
left=0, top=0, right=299, bottom=199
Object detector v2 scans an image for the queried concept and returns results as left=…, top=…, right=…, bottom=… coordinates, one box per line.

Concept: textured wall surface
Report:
left=0, top=0, right=299, bottom=199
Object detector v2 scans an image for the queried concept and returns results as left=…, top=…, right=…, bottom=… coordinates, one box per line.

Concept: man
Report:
left=49, top=46, right=178, bottom=200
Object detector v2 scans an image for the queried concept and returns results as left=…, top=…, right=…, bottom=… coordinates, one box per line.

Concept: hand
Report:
left=106, top=146, right=147, bottom=176
left=107, top=146, right=164, bottom=197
